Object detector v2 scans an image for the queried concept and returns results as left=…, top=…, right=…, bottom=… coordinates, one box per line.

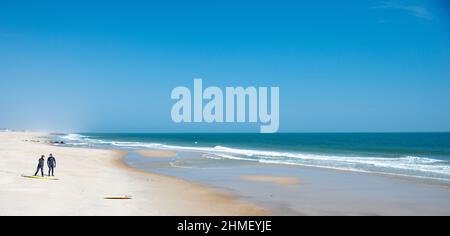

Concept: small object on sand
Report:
left=104, top=196, right=133, bottom=200
left=21, top=175, right=59, bottom=181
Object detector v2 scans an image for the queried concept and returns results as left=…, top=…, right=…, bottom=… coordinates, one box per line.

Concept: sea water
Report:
left=59, top=133, right=450, bottom=181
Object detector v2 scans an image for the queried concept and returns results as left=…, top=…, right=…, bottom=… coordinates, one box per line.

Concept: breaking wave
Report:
left=59, top=133, right=450, bottom=181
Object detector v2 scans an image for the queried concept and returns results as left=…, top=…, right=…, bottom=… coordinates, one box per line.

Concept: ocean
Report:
left=58, top=133, right=450, bottom=181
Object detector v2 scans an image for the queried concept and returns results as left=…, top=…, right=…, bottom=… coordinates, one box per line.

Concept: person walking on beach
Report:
left=34, top=155, right=45, bottom=177
left=47, top=154, right=57, bottom=177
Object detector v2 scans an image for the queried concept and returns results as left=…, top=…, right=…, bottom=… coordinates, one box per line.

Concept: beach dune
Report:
left=0, top=132, right=267, bottom=216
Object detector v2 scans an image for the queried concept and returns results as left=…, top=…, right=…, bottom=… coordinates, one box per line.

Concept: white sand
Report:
left=0, top=132, right=268, bottom=216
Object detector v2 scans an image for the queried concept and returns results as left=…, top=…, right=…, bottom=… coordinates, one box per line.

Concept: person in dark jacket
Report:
left=47, top=154, right=57, bottom=177
left=34, top=155, right=45, bottom=177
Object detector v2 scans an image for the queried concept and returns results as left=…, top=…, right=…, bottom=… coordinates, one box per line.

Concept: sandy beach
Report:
left=2, top=131, right=450, bottom=216
left=0, top=131, right=267, bottom=216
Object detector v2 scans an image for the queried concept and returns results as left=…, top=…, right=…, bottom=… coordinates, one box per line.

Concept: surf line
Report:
left=171, top=79, right=280, bottom=133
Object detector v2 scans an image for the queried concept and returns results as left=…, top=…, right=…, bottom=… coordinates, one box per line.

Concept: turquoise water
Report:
left=59, top=133, right=450, bottom=181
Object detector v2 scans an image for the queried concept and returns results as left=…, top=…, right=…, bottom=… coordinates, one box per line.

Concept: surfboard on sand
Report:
left=104, top=196, right=133, bottom=200
left=21, top=175, right=59, bottom=181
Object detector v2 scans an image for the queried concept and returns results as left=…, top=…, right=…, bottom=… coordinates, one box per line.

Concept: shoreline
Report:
left=115, top=150, right=269, bottom=216
left=0, top=131, right=268, bottom=216
left=55, top=133, right=450, bottom=183
left=124, top=150, right=450, bottom=216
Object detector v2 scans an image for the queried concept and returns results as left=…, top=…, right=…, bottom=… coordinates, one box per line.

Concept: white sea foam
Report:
left=61, top=134, right=86, bottom=141
left=205, top=147, right=450, bottom=176
left=59, top=134, right=450, bottom=180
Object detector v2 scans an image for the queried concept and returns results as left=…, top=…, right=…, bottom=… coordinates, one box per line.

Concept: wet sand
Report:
left=124, top=151, right=450, bottom=216
left=136, top=149, right=177, bottom=158
left=241, top=175, right=302, bottom=185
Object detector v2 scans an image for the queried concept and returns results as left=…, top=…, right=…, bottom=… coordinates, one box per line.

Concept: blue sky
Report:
left=0, top=0, right=449, bottom=132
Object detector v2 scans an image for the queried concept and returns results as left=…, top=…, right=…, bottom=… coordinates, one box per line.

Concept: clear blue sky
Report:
left=0, top=0, right=449, bottom=132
